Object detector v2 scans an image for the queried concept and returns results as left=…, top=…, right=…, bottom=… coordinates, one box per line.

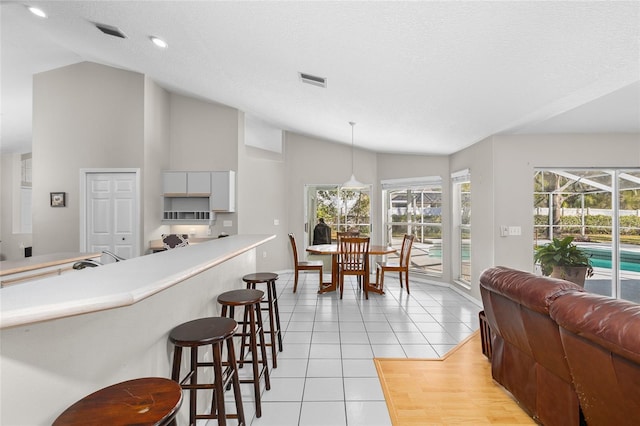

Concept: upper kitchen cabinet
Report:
left=211, top=170, right=236, bottom=212
left=162, top=171, right=211, bottom=196
left=161, top=171, right=235, bottom=223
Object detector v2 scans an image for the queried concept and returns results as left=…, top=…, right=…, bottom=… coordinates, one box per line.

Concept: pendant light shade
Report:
left=343, top=122, right=365, bottom=189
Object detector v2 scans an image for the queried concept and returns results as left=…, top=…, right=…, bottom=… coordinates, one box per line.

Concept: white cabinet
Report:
left=210, top=171, right=235, bottom=212
left=163, top=171, right=210, bottom=196
left=162, top=170, right=235, bottom=223
left=185, top=172, right=211, bottom=195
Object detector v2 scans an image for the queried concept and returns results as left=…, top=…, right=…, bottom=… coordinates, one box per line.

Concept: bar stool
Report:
left=168, top=317, right=245, bottom=426
left=53, top=377, right=182, bottom=426
left=242, top=272, right=283, bottom=368
left=217, top=289, right=271, bottom=418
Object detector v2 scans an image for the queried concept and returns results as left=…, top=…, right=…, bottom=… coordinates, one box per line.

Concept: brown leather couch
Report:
left=549, top=292, right=640, bottom=425
left=480, top=266, right=585, bottom=425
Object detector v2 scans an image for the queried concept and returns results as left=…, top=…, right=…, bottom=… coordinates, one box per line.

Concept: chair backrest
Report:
left=338, top=236, right=370, bottom=272
left=399, top=235, right=415, bottom=267
left=337, top=231, right=360, bottom=240
left=288, top=233, right=299, bottom=262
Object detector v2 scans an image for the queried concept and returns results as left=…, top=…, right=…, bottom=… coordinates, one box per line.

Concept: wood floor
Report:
left=374, top=332, right=537, bottom=425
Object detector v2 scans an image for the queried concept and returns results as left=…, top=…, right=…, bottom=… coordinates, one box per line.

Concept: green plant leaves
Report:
left=534, top=236, right=593, bottom=277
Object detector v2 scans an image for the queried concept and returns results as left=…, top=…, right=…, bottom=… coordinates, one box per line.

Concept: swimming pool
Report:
left=580, top=246, right=640, bottom=273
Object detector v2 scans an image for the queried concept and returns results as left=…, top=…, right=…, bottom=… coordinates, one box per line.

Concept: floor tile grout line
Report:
left=241, top=272, right=478, bottom=425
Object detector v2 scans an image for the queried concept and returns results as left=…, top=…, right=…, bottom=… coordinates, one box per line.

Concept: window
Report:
left=452, top=169, right=471, bottom=284
left=308, top=185, right=371, bottom=244
left=534, top=169, right=640, bottom=302
left=11, top=153, right=32, bottom=234
left=20, top=154, right=32, bottom=234
left=382, top=177, right=443, bottom=277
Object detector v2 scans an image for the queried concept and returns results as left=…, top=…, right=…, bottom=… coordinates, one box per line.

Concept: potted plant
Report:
left=534, top=236, right=594, bottom=286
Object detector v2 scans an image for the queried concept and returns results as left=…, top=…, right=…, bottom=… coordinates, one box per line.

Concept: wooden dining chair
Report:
left=337, top=230, right=360, bottom=240
left=338, top=236, right=370, bottom=300
left=375, top=234, right=415, bottom=294
left=337, top=230, right=362, bottom=285
left=288, top=233, right=324, bottom=293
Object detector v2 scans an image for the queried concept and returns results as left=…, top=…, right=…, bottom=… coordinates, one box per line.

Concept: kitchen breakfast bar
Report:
left=0, top=234, right=275, bottom=425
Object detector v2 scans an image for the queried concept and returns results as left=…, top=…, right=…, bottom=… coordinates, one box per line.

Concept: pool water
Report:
left=591, top=259, right=640, bottom=273
left=581, top=246, right=640, bottom=273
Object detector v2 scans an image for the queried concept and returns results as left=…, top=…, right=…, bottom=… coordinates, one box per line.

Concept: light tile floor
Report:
left=213, top=271, right=481, bottom=426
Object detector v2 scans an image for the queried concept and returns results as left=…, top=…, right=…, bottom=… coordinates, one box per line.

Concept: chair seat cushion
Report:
left=299, top=260, right=323, bottom=267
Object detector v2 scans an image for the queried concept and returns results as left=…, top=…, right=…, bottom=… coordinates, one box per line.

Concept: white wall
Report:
left=32, top=62, right=145, bottom=255
left=238, top=112, right=288, bottom=271
left=29, top=63, right=244, bottom=256
left=143, top=77, right=171, bottom=249
left=238, top=143, right=288, bottom=271
left=168, top=93, right=240, bottom=238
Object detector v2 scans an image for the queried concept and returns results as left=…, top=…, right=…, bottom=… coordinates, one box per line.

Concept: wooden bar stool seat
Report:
left=169, top=317, right=245, bottom=426
left=217, top=288, right=271, bottom=418
left=242, top=272, right=283, bottom=368
left=53, top=377, right=182, bottom=426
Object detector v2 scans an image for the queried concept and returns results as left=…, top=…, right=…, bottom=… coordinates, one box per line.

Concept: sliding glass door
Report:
left=534, top=169, right=640, bottom=301
left=382, top=177, right=443, bottom=277
left=306, top=185, right=371, bottom=245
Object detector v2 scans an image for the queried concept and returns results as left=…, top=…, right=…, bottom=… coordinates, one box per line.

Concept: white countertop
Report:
left=0, top=252, right=101, bottom=277
left=0, top=234, right=275, bottom=329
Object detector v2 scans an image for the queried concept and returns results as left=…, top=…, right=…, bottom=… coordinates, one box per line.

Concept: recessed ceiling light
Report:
left=150, top=36, right=168, bottom=49
left=27, top=6, right=47, bottom=18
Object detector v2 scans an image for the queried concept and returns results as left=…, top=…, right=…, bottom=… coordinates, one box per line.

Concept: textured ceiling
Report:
left=1, top=1, right=639, bottom=155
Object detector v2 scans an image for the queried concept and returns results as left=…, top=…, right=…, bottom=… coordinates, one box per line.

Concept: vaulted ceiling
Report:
left=2, top=1, right=639, bottom=155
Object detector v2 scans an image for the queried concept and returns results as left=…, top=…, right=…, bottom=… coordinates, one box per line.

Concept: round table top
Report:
left=53, top=377, right=182, bottom=426
left=306, top=244, right=396, bottom=255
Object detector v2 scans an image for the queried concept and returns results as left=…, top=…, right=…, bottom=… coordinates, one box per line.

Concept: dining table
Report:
left=306, top=243, right=397, bottom=295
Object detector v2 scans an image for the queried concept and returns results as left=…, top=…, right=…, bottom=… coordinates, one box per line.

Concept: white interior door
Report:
left=85, top=172, right=139, bottom=260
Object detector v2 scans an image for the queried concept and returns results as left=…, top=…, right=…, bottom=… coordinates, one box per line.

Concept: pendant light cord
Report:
left=350, top=121, right=356, bottom=175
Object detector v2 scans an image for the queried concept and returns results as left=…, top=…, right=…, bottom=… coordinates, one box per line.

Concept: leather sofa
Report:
left=480, top=266, right=640, bottom=426
left=480, top=266, right=584, bottom=425
left=549, top=291, right=640, bottom=425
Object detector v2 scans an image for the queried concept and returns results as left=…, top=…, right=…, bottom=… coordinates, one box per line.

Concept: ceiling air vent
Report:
left=95, top=23, right=127, bottom=39
left=299, top=72, right=327, bottom=88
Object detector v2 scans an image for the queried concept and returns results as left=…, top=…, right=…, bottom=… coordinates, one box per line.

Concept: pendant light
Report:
left=343, top=121, right=365, bottom=189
